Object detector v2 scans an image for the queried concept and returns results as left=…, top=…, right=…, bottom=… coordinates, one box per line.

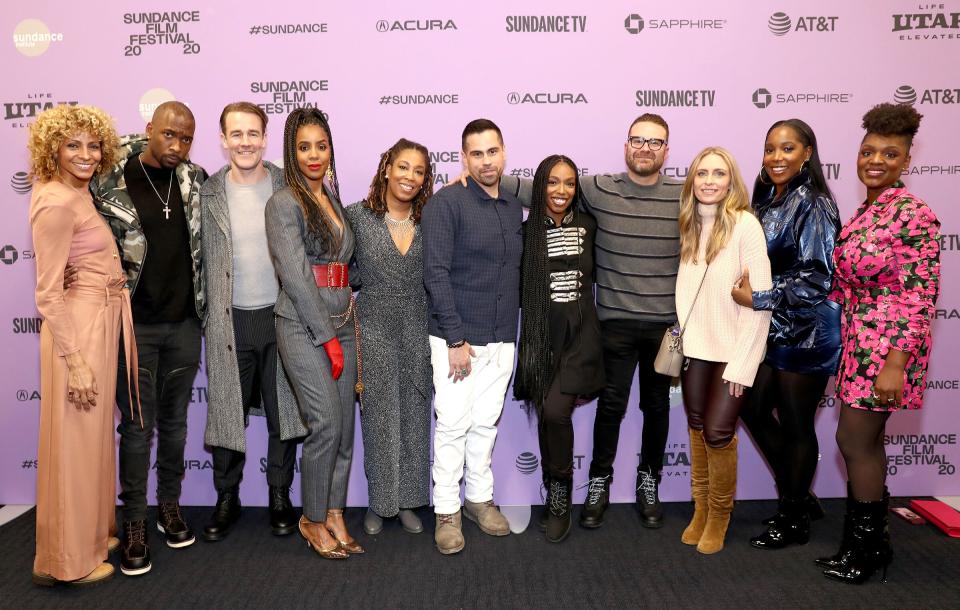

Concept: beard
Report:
left=626, top=153, right=663, bottom=177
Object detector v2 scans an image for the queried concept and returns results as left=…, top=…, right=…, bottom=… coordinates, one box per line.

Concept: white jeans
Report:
left=429, top=335, right=515, bottom=515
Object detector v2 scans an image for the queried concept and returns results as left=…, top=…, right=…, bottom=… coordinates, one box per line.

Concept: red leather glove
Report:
left=323, top=337, right=344, bottom=380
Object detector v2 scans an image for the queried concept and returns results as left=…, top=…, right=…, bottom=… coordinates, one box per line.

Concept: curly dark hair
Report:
left=282, top=108, right=342, bottom=253
left=363, top=138, right=434, bottom=224
left=513, top=154, right=582, bottom=408
left=862, top=103, right=923, bottom=146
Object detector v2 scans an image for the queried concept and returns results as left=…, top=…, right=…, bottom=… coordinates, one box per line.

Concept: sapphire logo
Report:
left=1, top=245, right=18, bottom=265
left=516, top=451, right=539, bottom=474
left=11, top=171, right=31, bottom=195
left=752, top=88, right=772, bottom=108
left=624, top=14, right=644, bottom=33
left=895, top=85, right=918, bottom=104
left=768, top=12, right=791, bottom=35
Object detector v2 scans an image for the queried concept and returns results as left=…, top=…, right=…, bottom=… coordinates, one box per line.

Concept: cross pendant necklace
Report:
left=138, top=154, right=173, bottom=220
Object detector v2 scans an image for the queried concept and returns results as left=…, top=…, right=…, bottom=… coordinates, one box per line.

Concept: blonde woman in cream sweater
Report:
left=675, top=147, right=772, bottom=554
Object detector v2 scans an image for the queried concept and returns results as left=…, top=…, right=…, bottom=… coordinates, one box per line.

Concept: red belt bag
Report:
left=312, top=262, right=349, bottom=288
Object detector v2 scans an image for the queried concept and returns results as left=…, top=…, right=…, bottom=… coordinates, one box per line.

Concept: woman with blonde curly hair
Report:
left=27, top=104, right=135, bottom=586
left=674, top=147, right=772, bottom=555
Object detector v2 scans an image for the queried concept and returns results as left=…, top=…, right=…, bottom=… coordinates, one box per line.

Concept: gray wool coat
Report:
left=201, top=162, right=307, bottom=452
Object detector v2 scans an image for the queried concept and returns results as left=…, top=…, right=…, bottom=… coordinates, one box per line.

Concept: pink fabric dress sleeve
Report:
left=30, top=188, right=80, bottom=357
left=882, top=199, right=941, bottom=356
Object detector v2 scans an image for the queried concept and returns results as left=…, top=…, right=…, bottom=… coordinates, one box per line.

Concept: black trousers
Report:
left=211, top=307, right=297, bottom=493
left=116, top=318, right=201, bottom=521
left=589, top=319, right=672, bottom=479
left=538, top=380, right=577, bottom=480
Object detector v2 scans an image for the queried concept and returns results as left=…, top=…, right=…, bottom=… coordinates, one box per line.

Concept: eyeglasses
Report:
left=627, top=136, right=666, bottom=151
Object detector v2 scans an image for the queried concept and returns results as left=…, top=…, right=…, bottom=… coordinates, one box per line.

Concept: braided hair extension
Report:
left=363, top=138, right=434, bottom=224
left=282, top=108, right=342, bottom=252
left=514, top=154, right=581, bottom=408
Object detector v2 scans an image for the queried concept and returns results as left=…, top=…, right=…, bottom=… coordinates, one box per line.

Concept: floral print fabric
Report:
left=830, top=182, right=940, bottom=411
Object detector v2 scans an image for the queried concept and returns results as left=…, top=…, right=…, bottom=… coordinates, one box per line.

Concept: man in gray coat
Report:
left=200, top=102, right=306, bottom=541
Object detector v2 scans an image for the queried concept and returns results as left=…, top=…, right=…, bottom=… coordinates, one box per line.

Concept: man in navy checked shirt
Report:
left=421, top=119, right=523, bottom=555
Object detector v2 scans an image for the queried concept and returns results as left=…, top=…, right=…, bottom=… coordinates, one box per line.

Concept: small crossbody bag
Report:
left=654, top=264, right=710, bottom=377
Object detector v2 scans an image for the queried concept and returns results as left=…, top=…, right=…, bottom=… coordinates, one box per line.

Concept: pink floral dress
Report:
left=830, top=182, right=940, bottom=411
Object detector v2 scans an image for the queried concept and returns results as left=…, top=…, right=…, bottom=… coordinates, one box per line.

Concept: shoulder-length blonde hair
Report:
left=678, top=146, right=751, bottom=264
left=27, top=105, right=120, bottom=182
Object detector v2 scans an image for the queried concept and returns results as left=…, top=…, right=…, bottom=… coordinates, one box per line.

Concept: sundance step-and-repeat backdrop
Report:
left=2, top=1, right=957, bottom=507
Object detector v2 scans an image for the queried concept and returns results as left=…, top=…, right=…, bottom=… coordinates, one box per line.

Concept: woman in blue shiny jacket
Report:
left=731, top=119, right=841, bottom=549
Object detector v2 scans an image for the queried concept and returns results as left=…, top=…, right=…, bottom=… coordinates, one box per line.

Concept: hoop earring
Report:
left=757, top=167, right=771, bottom=185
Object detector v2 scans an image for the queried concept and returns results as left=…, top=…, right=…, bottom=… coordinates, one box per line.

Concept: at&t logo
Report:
left=624, top=14, right=644, bottom=34
left=376, top=19, right=457, bottom=32
left=11, top=171, right=31, bottom=195
left=516, top=451, right=539, bottom=474
left=894, top=84, right=960, bottom=105
left=767, top=12, right=838, bottom=36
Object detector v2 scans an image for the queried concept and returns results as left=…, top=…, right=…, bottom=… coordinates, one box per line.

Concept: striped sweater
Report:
left=501, top=172, right=682, bottom=323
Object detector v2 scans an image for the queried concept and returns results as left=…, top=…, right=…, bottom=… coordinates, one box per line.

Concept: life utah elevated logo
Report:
left=892, top=3, right=960, bottom=40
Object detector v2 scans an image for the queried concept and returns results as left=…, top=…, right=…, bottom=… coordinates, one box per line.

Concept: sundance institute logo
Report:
left=11, top=171, right=31, bottom=195
left=895, top=85, right=918, bottom=105
left=768, top=12, right=792, bottom=36
left=624, top=14, right=644, bottom=34
left=138, top=88, right=176, bottom=122
left=515, top=451, right=539, bottom=474
left=12, top=19, right=64, bottom=57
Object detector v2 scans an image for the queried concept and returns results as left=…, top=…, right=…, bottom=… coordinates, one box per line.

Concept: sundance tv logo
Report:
left=505, top=15, right=587, bottom=33
left=636, top=89, right=716, bottom=107
left=894, top=84, right=960, bottom=105
left=507, top=91, right=588, bottom=105
left=767, top=12, right=838, bottom=36
left=624, top=13, right=725, bottom=34
left=752, top=87, right=852, bottom=109
left=376, top=19, right=456, bottom=32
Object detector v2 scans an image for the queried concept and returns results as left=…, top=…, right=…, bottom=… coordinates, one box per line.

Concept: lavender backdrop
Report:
left=2, top=1, right=957, bottom=507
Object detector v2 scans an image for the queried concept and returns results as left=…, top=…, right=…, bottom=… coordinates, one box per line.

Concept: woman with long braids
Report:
left=731, top=119, right=842, bottom=549
left=514, top=155, right=604, bottom=543
left=344, top=139, right=434, bottom=536
left=818, top=103, right=939, bottom=584
left=675, top=147, right=771, bottom=555
left=265, top=108, right=360, bottom=560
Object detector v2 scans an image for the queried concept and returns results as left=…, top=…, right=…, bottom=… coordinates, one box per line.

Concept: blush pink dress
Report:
left=30, top=180, right=138, bottom=581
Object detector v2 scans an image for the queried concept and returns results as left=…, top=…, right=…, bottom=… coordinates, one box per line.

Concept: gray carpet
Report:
left=1, top=500, right=957, bottom=608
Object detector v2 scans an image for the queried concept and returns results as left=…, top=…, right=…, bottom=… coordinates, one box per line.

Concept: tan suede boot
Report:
left=435, top=511, right=465, bottom=555
left=681, top=428, right=709, bottom=545
left=697, top=435, right=738, bottom=555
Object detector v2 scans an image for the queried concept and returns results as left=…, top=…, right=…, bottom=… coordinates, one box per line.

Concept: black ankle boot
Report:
left=636, top=465, right=663, bottom=529
left=815, top=483, right=857, bottom=569
left=751, top=497, right=810, bottom=549
left=546, top=478, right=572, bottom=543
left=538, top=473, right=551, bottom=532
left=579, top=475, right=611, bottom=529
left=202, top=491, right=241, bottom=542
left=823, top=494, right=893, bottom=584
left=763, top=491, right=825, bottom=525
left=269, top=486, right=296, bottom=536
left=120, top=519, right=152, bottom=577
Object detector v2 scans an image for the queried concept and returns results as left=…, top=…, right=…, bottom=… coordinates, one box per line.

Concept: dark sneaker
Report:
left=157, top=501, right=196, bottom=548
left=120, top=519, right=152, bottom=577
left=636, top=466, right=664, bottom=529
left=579, top=475, right=611, bottom=529
left=202, top=491, right=241, bottom=542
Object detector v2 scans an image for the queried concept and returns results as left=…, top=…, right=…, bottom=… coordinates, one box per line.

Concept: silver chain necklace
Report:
left=138, top=154, right=173, bottom=220
left=384, top=210, right=414, bottom=236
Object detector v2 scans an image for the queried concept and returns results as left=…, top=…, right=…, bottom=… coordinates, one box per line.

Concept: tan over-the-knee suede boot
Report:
left=697, top=435, right=738, bottom=555
left=681, top=428, right=709, bottom=545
